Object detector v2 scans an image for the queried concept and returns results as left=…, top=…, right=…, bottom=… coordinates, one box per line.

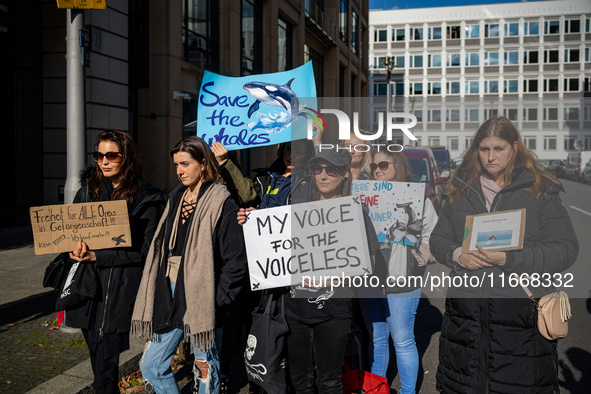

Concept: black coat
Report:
left=66, top=174, right=165, bottom=334
left=430, top=165, right=578, bottom=393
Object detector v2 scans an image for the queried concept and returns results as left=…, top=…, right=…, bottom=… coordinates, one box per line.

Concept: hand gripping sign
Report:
left=242, top=196, right=373, bottom=291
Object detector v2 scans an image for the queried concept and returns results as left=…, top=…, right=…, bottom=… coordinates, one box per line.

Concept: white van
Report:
left=564, top=151, right=591, bottom=181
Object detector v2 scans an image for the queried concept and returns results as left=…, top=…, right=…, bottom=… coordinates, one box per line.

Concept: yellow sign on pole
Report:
left=56, top=0, right=107, bottom=9
left=90, top=0, right=107, bottom=10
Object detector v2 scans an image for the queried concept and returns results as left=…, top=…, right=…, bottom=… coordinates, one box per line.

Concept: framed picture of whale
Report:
left=352, top=180, right=426, bottom=247
left=196, top=62, right=322, bottom=151
left=461, top=208, right=526, bottom=253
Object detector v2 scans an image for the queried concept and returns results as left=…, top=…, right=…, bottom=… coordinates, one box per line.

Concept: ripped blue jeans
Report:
left=139, top=280, right=223, bottom=393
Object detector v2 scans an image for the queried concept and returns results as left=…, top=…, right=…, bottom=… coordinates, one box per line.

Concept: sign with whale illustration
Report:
left=196, top=62, right=323, bottom=151
left=352, top=180, right=426, bottom=247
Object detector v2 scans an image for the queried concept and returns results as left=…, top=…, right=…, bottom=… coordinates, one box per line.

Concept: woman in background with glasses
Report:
left=361, top=147, right=438, bottom=394
left=67, top=130, right=166, bottom=394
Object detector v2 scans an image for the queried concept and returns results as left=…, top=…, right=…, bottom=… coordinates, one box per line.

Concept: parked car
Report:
left=564, top=151, right=591, bottom=181
left=583, top=159, right=591, bottom=183
left=402, top=147, right=442, bottom=213
left=429, top=146, right=453, bottom=181
left=542, top=159, right=566, bottom=178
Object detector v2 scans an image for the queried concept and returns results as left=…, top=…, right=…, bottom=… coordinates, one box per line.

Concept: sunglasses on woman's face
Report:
left=92, top=151, right=123, bottom=163
left=313, top=165, right=341, bottom=177
left=370, top=161, right=394, bottom=172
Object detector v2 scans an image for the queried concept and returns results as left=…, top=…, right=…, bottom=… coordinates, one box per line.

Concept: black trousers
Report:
left=285, top=316, right=351, bottom=394
left=82, top=329, right=129, bottom=394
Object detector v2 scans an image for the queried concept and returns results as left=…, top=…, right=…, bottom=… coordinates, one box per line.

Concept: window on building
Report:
left=465, top=108, right=479, bottom=122
left=466, top=137, right=473, bottom=148
left=375, top=29, right=387, bottom=42
left=585, top=107, right=591, bottom=121
left=504, top=79, right=519, bottom=93
left=304, top=44, right=324, bottom=95
left=504, top=51, right=519, bottom=65
left=410, top=55, right=423, bottom=68
left=564, top=136, right=577, bottom=151
left=523, top=136, right=537, bottom=150
left=374, top=83, right=387, bottom=96
left=351, top=9, right=359, bottom=55
left=484, top=80, right=499, bottom=94
left=446, top=53, right=461, bottom=67
left=543, top=50, right=559, bottom=63
left=409, top=82, right=423, bottom=95
left=277, top=18, right=292, bottom=72
left=446, top=81, right=460, bottom=94
left=523, top=79, right=538, bottom=93
left=544, top=136, right=557, bottom=150
left=428, top=26, right=442, bottom=40
left=523, top=50, right=539, bottom=64
left=543, top=79, right=559, bottom=92
left=447, top=25, right=461, bottom=39
left=564, top=48, right=580, bottom=63
left=564, top=19, right=580, bottom=34
left=446, top=109, right=460, bottom=122
left=544, top=107, right=558, bottom=121
left=428, top=137, right=441, bottom=145
left=339, top=0, right=348, bottom=43
left=240, top=0, right=261, bottom=74
left=410, top=27, right=423, bottom=40
left=395, top=82, right=405, bottom=96
left=544, top=20, right=559, bottom=34
left=393, top=28, right=405, bottom=41
left=587, top=18, right=590, bottom=33
left=564, top=78, right=580, bottom=92
left=428, top=82, right=441, bottom=95
left=523, top=108, right=538, bottom=121
left=447, top=137, right=459, bottom=150
left=506, top=108, right=518, bottom=121
left=183, top=0, right=220, bottom=71
left=395, top=55, right=405, bottom=68
left=485, top=108, right=498, bottom=119
left=504, top=22, right=519, bottom=36
left=374, top=56, right=385, bottom=68
left=466, top=24, right=480, bottom=38
left=524, top=21, right=539, bottom=35
left=466, top=52, right=479, bottom=66
left=465, top=80, right=479, bottom=94
left=428, top=109, right=441, bottom=122
left=485, top=23, right=499, bottom=37
left=484, top=51, right=499, bottom=65
left=428, top=54, right=442, bottom=67
left=564, top=107, right=579, bottom=121
left=585, top=78, right=591, bottom=92
left=414, top=109, right=423, bottom=121
left=586, top=48, right=591, bottom=62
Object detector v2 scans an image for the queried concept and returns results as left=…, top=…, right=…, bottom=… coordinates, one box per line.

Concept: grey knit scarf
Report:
left=131, top=183, right=230, bottom=351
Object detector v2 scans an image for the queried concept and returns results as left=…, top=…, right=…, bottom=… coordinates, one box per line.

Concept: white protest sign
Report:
left=352, top=180, right=425, bottom=247
left=243, top=196, right=372, bottom=290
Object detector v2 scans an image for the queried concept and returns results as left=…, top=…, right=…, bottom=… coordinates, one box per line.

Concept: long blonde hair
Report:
left=448, top=117, right=559, bottom=200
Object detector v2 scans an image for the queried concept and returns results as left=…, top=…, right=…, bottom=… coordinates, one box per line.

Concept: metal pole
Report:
left=64, top=9, right=86, bottom=204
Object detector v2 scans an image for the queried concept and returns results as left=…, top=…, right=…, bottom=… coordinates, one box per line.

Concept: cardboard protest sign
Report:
left=352, top=180, right=426, bottom=247
left=243, top=196, right=372, bottom=291
left=462, top=208, right=525, bottom=253
left=29, top=201, right=131, bottom=255
left=196, top=62, right=320, bottom=151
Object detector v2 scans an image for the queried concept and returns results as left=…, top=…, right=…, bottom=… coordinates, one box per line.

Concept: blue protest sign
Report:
left=196, top=62, right=320, bottom=150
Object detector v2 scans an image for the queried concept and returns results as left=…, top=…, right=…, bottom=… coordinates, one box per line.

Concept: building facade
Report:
left=2, top=0, right=368, bottom=230
left=369, top=0, right=591, bottom=161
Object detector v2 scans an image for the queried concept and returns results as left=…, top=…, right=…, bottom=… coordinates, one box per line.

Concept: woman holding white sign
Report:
left=430, top=117, right=578, bottom=393
left=67, top=130, right=166, bottom=394
left=359, top=147, right=437, bottom=394
left=131, top=136, right=247, bottom=394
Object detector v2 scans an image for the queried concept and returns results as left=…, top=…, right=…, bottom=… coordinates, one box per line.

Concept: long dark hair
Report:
left=369, top=144, right=412, bottom=182
left=449, top=117, right=559, bottom=200
left=88, top=130, right=145, bottom=202
left=169, top=136, right=223, bottom=184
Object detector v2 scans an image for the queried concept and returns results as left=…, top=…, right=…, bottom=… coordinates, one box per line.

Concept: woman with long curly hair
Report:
left=67, top=130, right=166, bottom=393
left=430, top=117, right=578, bottom=393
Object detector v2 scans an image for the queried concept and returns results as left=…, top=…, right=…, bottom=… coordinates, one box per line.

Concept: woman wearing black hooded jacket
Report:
left=430, top=117, right=578, bottom=394
left=67, top=130, right=165, bottom=394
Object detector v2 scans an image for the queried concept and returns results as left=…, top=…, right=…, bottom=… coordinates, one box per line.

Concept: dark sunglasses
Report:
left=313, top=165, right=342, bottom=177
left=370, top=161, right=395, bottom=172
left=92, top=151, right=123, bottom=163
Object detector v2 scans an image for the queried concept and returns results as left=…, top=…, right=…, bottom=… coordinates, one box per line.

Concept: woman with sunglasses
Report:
left=132, top=136, right=247, bottom=394
left=284, top=147, right=379, bottom=394
left=360, top=147, right=438, bottom=394
left=67, top=130, right=166, bottom=394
